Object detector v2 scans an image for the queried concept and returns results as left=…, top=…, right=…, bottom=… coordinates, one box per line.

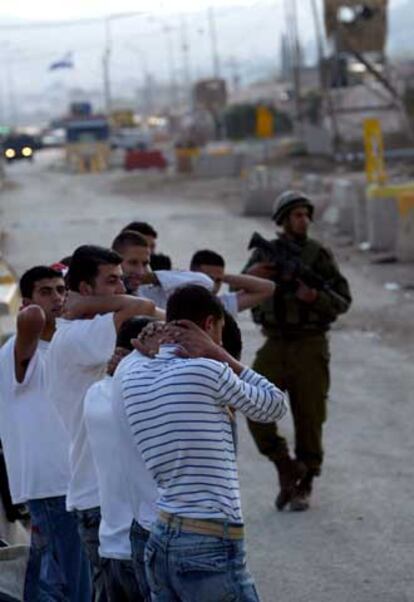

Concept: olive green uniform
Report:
left=245, top=235, right=351, bottom=476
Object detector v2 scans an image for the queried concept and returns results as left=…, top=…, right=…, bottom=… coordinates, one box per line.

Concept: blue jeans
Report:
left=130, top=519, right=151, bottom=602
left=106, top=558, right=144, bottom=602
left=75, top=507, right=109, bottom=602
left=24, top=496, right=91, bottom=602
left=144, top=519, right=261, bottom=602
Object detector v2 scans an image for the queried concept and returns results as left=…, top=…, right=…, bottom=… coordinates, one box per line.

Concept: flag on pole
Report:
left=49, top=52, right=74, bottom=71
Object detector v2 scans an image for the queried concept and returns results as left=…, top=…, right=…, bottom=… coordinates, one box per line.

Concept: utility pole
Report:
left=310, top=0, right=340, bottom=147
left=103, top=17, right=112, bottom=114
left=163, top=24, right=179, bottom=108
left=180, top=15, right=192, bottom=107
left=290, top=0, right=302, bottom=126
left=207, top=7, right=220, bottom=79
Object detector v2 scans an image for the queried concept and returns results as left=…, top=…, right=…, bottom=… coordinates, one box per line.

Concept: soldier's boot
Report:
left=274, top=456, right=307, bottom=511
left=289, top=472, right=315, bottom=512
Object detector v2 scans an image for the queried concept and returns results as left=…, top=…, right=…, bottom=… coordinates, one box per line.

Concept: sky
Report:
left=0, top=0, right=264, bottom=21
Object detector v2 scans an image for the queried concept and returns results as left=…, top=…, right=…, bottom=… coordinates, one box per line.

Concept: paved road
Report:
left=1, top=152, right=413, bottom=602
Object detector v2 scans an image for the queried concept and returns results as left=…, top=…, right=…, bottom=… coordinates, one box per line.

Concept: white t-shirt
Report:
left=139, top=270, right=213, bottom=309
left=0, top=336, right=70, bottom=504
left=112, top=351, right=159, bottom=530
left=219, top=292, right=239, bottom=317
left=48, top=314, right=117, bottom=511
left=84, top=376, right=133, bottom=559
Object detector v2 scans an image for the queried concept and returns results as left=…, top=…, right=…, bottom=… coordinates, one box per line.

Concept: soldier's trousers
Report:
left=247, top=333, right=330, bottom=476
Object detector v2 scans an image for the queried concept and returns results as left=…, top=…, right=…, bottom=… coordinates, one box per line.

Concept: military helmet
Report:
left=272, top=190, right=314, bottom=225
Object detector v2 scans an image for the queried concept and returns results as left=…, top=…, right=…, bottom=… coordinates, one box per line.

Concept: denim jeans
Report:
left=144, top=519, right=261, bottom=602
left=76, top=507, right=109, bottom=602
left=105, top=558, right=144, bottom=602
left=129, top=519, right=151, bottom=602
left=24, top=496, right=91, bottom=602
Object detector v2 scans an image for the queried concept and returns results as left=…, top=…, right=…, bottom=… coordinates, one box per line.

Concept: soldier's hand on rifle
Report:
left=245, top=262, right=277, bottom=280
left=295, top=280, right=318, bottom=304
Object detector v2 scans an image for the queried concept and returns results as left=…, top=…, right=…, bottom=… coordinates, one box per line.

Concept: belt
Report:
left=158, top=511, right=244, bottom=541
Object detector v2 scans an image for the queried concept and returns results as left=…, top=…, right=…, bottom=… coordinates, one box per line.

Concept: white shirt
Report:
left=112, top=351, right=159, bottom=530
left=139, top=270, right=214, bottom=309
left=219, top=292, right=239, bottom=317
left=48, top=313, right=117, bottom=511
left=84, top=376, right=133, bottom=559
left=0, top=336, right=70, bottom=504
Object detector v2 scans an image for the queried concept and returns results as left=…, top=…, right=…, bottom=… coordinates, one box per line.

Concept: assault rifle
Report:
left=248, top=232, right=328, bottom=292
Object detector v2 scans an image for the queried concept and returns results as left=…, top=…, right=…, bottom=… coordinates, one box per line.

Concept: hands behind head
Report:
left=132, top=321, right=166, bottom=358
left=163, top=320, right=225, bottom=361
left=107, top=347, right=130, bottom=376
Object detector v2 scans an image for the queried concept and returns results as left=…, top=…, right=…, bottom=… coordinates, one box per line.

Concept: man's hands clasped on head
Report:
left=132, top=321, right=167, bottom=358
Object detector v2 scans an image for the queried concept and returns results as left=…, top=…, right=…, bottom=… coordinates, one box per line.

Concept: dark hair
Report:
left=112, top=230, right=149, bottom=255
left=150, top=253, right=172, bottom=271
left=59, top=256, right=72, bottom=267
left=190, top=249, right=225, bottom=271
left=222, top=312, right=242, bottom=360
left=20, top=266, right=64, bottom=299
left=166, top=284, right=224, bottom=326
left=116, top=316, right=157, bottom=350
left=67, top=245, right=122, bottom=292
left=122, top=221, right=158, bottom=239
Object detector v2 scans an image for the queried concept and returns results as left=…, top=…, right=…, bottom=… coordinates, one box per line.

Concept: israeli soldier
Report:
left=244, top=191, right=352, bottom=511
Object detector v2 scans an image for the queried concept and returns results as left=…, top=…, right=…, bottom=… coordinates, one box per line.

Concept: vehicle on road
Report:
left=2, top=134, right=36, bottom=162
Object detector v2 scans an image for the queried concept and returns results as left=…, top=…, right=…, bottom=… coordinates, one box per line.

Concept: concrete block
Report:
left=304, top=173, right=324, bottom=196
left=396, top=193, right=414, bottom=262
left=242, top=166, right=290, bottom=216
left=366, top=193, right=397, bottom=252
left=0, top=544, right=29, bottom=601
left=303, top=124, right=333, bottom=156
left=193, top=153, right=244, bottom=178
left=331, top=179, right=355, bottom=238
left=352, top=183, right=368, bottom=244
left=243, top=188, right=278, bottom=217
left=366, top=184, right=414, bottom=253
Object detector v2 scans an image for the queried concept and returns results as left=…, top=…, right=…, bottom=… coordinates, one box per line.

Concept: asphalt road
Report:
left=1, top=151, right=413, bottom=602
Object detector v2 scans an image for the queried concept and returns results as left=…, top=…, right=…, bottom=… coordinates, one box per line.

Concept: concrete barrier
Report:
left=366, top=183, right=414, bottom=253
left=303, top=174, right=324, bottom=196
left=0, top=545, right=29, bottom=601
left=331, top=179, right=355, bottom=238
left=351, top=182, right=368, bottom=245
left=193, top=153, right=244, bottom=178
left=396, top=192, right=414, bottom=261
left=0, top=257, right=19, bottom=344
left=242, top=166, right=291, bottom=217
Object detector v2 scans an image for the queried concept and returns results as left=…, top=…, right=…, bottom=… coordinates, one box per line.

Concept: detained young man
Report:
left=120, top=285, right=288, bottom=601
left=190, top=249, right=275, bottom=317
left=84, top=316, right=163, bottom=602
left=108, top=310, right=243, bottom=601
left=47, top=245, right=158, bottom=601
left=112, top=229, right=214, bottom=309
left=0, top=266, right=90, bottom=601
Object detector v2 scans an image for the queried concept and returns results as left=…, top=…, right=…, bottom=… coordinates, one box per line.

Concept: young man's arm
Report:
left=14, top=305, right=45, bottom=383
left=155, top=270, right=214, bottom=293
left=223, top=273, right=275, bottom=312
left=169, top=320, right=287, bottom=423
left=64, top=292, right=164, bottom=331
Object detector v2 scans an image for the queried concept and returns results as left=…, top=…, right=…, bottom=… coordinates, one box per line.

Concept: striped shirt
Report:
left=121, top=344, right=287, bottom=524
